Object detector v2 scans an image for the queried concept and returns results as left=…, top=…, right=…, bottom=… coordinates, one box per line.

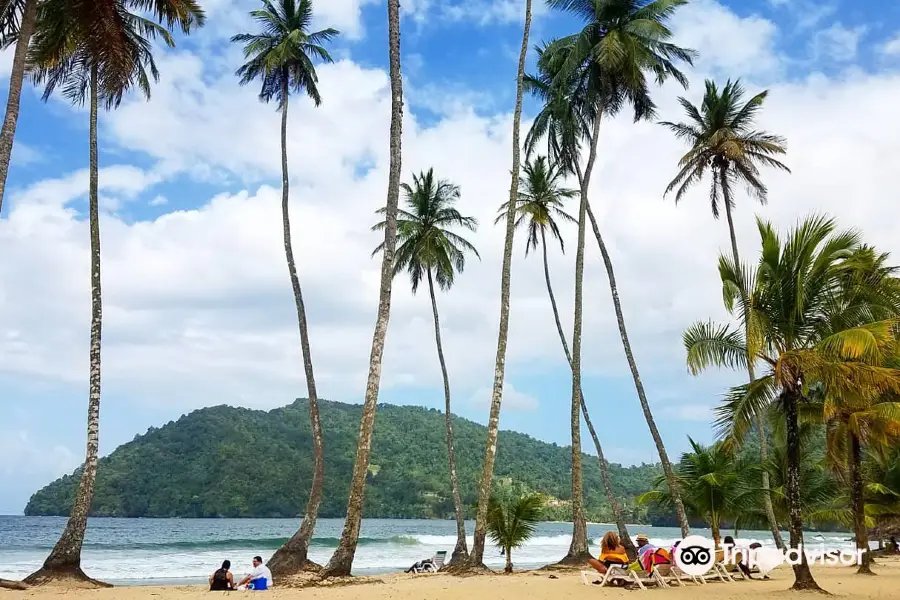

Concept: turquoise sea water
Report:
left=0, top=516, right=856, bottom=585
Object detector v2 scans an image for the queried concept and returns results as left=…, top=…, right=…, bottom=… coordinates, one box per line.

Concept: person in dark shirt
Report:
left=209, top=560, right=235, bottom=591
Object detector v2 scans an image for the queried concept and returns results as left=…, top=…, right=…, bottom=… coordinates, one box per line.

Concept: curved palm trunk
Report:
left=25, top=66, right=108, bottom=588
left=722, top=177, right=784, bottom=550
left=426, top=270, right=468, bottom=566
left=559, top=116, right=603, bottom=565
left=583, top=195, right=690, bottom=538
left=783, top=389, right=822, bottom=591
left=321, top=0, right=404, bottom=578
left=266, top=85, right=325, bottom=577
left=468, top=0, right=531, bottom=569
left=848, top=431, right=872, bottom=574
left=0, top=0, right=38, bottom=215
left=539, top=229, right=637, bottom=562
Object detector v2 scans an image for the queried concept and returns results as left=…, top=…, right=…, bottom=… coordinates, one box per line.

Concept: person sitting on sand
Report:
left=721, top=535, right=753, bottom=579
left=588, top=532, right=630, bottom=574
left=210, top=560, right=235, bottom=591
left=237, top=556, right=273, bottom=591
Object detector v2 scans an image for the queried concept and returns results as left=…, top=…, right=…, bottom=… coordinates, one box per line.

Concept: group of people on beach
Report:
left=587, top=532, right=758, bottom=579
left=209, top=556, right=273, bottom=591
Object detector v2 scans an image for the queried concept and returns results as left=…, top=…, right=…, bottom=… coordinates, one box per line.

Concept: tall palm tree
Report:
left=662, top=79, right=790, bottom=548
left=0, top=0, right=38, bottom=215
left=468, top=0, right=531, bottom=569
left=542, top=0, right=696, bottom=541
left=231, top=0, right=337, bottom=576
left=22, top=0, right=204, bottom=585
left=502, top=154, right=638, bottom=561
left=321, top=0, right=403, bottom=578
left=684, top=215, right=900, bottom=590
left=373, top=168, right=479, bottom=566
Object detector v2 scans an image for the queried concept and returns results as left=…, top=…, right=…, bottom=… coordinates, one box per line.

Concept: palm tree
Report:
left=816, top=394, right=900, bottom=573
left=542, top=0, right=696, bottom=541
left=468, top=0, right=531, bottom=569
left=231, top=0, right=336, bottom=576
left=321, top=0, right=403, bottom=578
left=0, top=0, right=39, bottom=214
left=684, top=215, right=900, bottom=590
left=487, top=491, right=545, bottom=573
left=22, top=0, right=204, bottom=585
left=523, top=59, right=640, bottom=560
left=639, top=438, right=751, bottom=544
left=662, top=79, right=790, bottom=548
left=373, top=168, right=479, bottom=567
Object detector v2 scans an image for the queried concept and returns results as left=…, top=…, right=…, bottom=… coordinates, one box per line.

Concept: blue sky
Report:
left=2, top=0, right=900, bottom=514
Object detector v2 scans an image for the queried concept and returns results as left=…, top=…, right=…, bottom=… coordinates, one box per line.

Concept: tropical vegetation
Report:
left=374, top=168, right=479, bottom=565
left=3, top=0, right=900, bottom=592
left=486, top=485, right=545, bottom=573
left=17, top=0, right=205, bottom=585
left=231, top=0, right=337, bottom=575
left=26, top=399, right=665, bottom=522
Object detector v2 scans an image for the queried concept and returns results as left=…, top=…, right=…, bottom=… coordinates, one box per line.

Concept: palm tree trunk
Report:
left=321, top=0, right=404, bottom=578
left=848, top=431, right=872, bottom=574
left=783, top=389, right=822, bottom=591
left=505, top=549, right=513, bottom=573
left=721, top=174, right=783, bottom=550
left=468, top=0, right=531, bottom=569
left=25, top=65, right=108, bottom=588
left=266, top=82, right=325, bottom=577
left=539, top=229, right=637, bottom=562
left=427, top=270, right=468, bottom=566
left=711, top=514, right=721, bottom=546
left=581, top=147, right=690, bottom=538
left=0, top=0, right=38, bottom=215
left=558, top=115, right=602, bottom=565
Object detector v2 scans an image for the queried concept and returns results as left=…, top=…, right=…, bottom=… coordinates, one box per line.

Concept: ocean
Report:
left=0, top=516, right=858, bottom=585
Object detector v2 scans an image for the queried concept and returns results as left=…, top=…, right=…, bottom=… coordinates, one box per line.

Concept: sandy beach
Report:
left=4, top=557, right=900, bottom=600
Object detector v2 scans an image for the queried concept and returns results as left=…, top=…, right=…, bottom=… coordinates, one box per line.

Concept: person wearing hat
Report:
left=635, top=534, right=656, bottom=561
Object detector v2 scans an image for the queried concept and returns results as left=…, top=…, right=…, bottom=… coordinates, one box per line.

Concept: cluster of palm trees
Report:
left=4, top=0, right=899, bottom=592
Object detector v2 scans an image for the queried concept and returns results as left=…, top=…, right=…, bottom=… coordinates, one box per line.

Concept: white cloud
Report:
left=149, top=195, right=168, bottom=206
left=467, top=384, right=539, bottom=412
left=0, top=431, right=77, bottom=478
left=440, top=0, right=547, bottom=25
left=767, top=0, right=837, bottom=31
left=672, top=0, right=781, bottom=78
left=880, top=32, right=900, bottom=57
left=810, top=22, right=867, bottom=62
left=2, top=2, right=900, bottom=479
left=664, top=404, right=714, bottom=422
left=10, top=142, right=43, bottom=168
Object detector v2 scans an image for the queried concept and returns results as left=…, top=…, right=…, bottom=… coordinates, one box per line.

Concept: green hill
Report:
left=25, top=399, right=663, bottom=520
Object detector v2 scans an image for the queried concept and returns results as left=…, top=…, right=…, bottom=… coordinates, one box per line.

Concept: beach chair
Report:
left=655, top=563, right=705, bottom=586
left=580, top=564, right=667, bottom=590
left=420, top=551, right=446, bottom=573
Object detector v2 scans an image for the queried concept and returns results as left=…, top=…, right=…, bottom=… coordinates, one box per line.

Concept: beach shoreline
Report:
left=4, top=557, right=900, bottom=600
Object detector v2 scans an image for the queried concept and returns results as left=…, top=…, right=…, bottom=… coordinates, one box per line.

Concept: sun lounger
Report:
left=406, top=551, right=446, bottom=573
left=655, top=563, right=704, bottom=586
left=580, top=564, right=667, bottom=590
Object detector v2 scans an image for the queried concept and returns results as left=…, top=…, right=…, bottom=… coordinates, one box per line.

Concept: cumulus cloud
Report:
left=467, top=384, right=539, bottom=412
left=810, top=22, right=867, bottom=62
left=880, top=32, right=900, bottom=57
left=2, top=0, right=900, bottom=502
